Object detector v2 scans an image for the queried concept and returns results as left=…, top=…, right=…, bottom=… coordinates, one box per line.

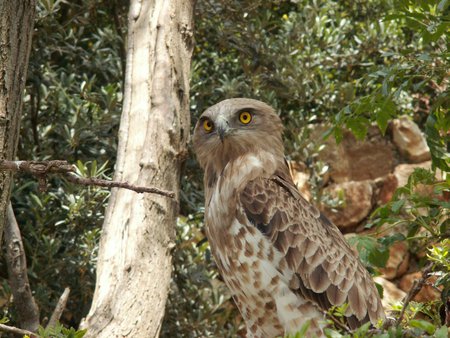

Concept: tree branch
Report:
left=64, top=173, right=175, bottom=197
left=47, top=287, right=70, bottom=329
left=0, top=160, right=175, bottom=198
left=5, top=203, right=40, bottom=332
left=0, top=323, right=35, bottom=337
left=396, top=262, right=434, bottom=325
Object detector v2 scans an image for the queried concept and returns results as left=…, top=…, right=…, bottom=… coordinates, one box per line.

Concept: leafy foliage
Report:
left=1, top=0, right=447, bottom=336
left=170, top=0, right=449, bottom=336
left=33, top=323, right=87, bottom=338
left=1, top=0, right=127, bottom=329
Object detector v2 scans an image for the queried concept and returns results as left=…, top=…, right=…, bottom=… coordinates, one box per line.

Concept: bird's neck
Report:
left=204, top=150, right=287, bottom=212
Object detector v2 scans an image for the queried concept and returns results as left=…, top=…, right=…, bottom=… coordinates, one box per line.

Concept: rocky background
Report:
left=290, top=116, right=444, bottom=314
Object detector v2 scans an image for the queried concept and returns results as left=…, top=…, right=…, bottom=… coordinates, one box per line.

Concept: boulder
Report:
left=374, top=276, right=406, bottom=311
left=399, top=271, right=441, bottom=302
left=321, top=181, right=373, bottom=231
left=375, top=174, right=398, bottom=205
left=312, top=125, right=396, bottom=183
left=379, top=241, right=410, bottom=280
left=289, top=161, right=312, bottom=202
left=374, top=161, right=437, bottom=205
left=392, top=116, right=431, bottom=163
left=394, top=161, right=432, bottom=187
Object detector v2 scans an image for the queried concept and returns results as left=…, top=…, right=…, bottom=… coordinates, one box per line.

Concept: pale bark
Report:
left=0, top=0, right=36, bottom=244
left=5, top=203, right=40, bottom=332
left=82, top=0, right=194, bottom=337
left=47, top=287, right=70, bottom=329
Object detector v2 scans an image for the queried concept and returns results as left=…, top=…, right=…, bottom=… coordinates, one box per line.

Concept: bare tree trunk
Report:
left=0, top=1, right=36, bottom=244
left=5, top=203, right=40, bottom=332
left=82, top=0, right=194, bottom=337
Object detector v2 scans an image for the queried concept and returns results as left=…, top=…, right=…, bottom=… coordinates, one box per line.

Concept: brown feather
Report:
left=239, top=174, right=386, bottom=328
left=193, top=98, right=385, bottom=336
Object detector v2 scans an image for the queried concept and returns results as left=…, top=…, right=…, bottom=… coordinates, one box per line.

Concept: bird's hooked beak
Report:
left=216, top=115, right=231, bottom=142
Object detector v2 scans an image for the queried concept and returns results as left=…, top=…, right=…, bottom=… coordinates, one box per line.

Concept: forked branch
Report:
left=0, top=160, right=175, bottom=198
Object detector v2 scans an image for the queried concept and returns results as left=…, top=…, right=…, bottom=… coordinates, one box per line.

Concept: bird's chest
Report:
left=205, top=218, right=288, bottom=337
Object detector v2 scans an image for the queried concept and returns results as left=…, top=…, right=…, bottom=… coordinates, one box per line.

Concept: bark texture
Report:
left=0, top=1, right=36, bottom=244
left=82, top=0, right=194, bottom=337
left=5, top=203, right=40, bottom=332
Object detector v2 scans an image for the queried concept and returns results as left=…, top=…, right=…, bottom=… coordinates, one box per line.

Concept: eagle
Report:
left=192, top=98, right=385, bottom=337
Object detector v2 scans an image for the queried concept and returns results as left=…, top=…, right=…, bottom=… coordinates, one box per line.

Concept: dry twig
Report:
left=396, top=262, right=434, bottom=325
left=0, top=159, right=175, bottom=198
left=47, top=287, right=70, bottom=329
left=320, top=309, right=351, bottom=333
left=0, top=323, right=35, bottom=337
left=5, top=203, right=40, bottom=332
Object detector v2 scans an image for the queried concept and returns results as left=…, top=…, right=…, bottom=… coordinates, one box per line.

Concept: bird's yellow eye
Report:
left=239, top=111, right=252, bottom=124
left=203, top=119, right=214, bottom=133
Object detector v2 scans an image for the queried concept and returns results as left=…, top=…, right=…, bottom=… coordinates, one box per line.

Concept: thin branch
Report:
left=320, top=309, right=351, bottom=333
left=396, top=262, right=434, bottom=325
left=5, top=203, right=40, bottom=332
left=328, top=315, right=351, bottom=333
left=0, top=323, right=35, bottom=337
left=0, top=160, right=75, bottom=174
left=0, top=159, right=175, bottom=198
left=64, top=173, right=175, bottom=197
left=47, top=287, right=70, bottom=329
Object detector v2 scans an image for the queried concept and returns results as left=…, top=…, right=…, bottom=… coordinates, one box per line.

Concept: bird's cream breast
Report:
left=206, top=152, right=278, bottom=228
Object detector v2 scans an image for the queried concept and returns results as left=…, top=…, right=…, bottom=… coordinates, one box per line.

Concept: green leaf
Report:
left=434, top=326, right=449, bottom=338
left=407, top=222, right=421, bottom=238
left=30, top=193, right=44, bottom=208
left=437, top=0, right=449, bottom=12
left=296, top=320, right=311, bottom=337
left=391, top=199, right=405, bottom=213
left=368, top=245, right=390, bottom=268
left=334, top=127, right=344, bottom=144
left=375, top=282, right=384, bottom=298
left=323, top=328, right=344, bottom=338
left=376, top=109, right=391, bottom=135
left=379, top=233, right=406, bottom=247
left=425, top=113, right=450, bottom=172
left=346, top=117, right=368, bottom=140
left=409, top=319, right=436, bottom=334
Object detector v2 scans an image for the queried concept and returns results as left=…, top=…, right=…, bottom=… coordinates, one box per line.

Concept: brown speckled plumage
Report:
left=193, top=98, right=385, bottom=337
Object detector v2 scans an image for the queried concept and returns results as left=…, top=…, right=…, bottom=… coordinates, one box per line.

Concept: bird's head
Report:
left=193, top=98, right=284, bottom=172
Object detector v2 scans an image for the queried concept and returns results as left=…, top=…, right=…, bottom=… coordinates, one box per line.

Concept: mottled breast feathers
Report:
left=192, top=98, right=386, bottom=336
left=239, top=174, right=385, bottom=329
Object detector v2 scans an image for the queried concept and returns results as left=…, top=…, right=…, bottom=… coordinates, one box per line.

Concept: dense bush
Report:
left=2, top=0, right=126, bottom=326
left=167, top=0, right=449, bottom=336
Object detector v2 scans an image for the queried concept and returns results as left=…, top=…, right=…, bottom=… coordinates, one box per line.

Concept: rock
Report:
left=394, top=161, right=432, bottom=187
left=374, top=161, right=436, bottom=206
left=313, top=125, right=396, bottom=183
left=392, top=116, right=431, bottom=163
left=399, top=271, right=441, bottom=302
left=374, top=276, right=406, bottom=311
left=375, top=174, right=398, bottom=205
left=289, top=161, right=311, bottom=201
left=321, top=181, right=373, bottom=231
left=379, top=241, right=410, bottom=280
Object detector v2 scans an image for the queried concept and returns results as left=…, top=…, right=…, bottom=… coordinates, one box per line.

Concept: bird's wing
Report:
left=238, top=175, right=385, bottom=328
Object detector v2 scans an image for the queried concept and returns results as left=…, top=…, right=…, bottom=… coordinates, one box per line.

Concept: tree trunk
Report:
left=82, top=0, right=194, bottom=337
left=5, top=203, right=40, bottom=332
left=0, top=1, right=36, bottom=245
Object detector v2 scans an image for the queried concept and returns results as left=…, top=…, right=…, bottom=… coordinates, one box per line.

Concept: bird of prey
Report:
left=192, top=98, right=385, bottom=337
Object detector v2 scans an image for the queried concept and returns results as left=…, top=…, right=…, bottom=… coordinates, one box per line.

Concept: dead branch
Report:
left=0, top=159, right=175, bottom=198
left=396, top=262, right=434, bottom=325
left=47, top=287, right=70, bottom=329
left=5, top=203, right=40, bottom=332
left=64, top=173, right=175, bottom=197
left=0, top=323, right=35, bottom=337
left=0, top=160, right=75, bottom=174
